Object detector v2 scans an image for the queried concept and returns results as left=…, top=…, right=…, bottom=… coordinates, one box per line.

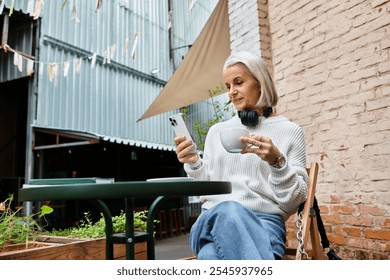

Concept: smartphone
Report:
left=169, top=113, right=197, bottom=154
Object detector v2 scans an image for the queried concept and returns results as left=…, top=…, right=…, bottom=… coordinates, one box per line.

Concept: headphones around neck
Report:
left=238, top=107, right=273, bottom=127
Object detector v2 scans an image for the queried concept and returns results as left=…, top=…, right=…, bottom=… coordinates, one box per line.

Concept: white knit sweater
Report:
left=184, top=115, right=308, bottom=221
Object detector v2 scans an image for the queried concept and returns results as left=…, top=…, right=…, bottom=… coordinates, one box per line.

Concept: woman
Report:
left=174, top=51, right=308, bottom=260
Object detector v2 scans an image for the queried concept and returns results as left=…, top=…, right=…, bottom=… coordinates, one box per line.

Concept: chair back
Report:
left=295, top=162, right=323, bottom=259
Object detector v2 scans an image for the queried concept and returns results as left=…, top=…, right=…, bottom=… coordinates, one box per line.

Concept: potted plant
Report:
left=0, top=194, right=54, bottom=254
left=46, top=210, right=150, bottom=260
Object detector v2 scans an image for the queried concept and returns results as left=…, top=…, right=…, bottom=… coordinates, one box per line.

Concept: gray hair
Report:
left=223, top=51, right=278, bottom=109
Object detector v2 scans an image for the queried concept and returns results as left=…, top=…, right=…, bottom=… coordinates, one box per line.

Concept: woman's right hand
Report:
left=174, top=135, right=199, bottom=164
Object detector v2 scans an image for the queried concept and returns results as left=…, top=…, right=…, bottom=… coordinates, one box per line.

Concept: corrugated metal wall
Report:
left=36, top=0, right=217, bottom=149
left=0, top=0, right=34, bottom=83
left=1, top=0, right=220, bottom=150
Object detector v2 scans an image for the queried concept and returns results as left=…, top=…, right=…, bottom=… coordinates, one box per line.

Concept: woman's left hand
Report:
left=240, top=134, right=281, bottom=165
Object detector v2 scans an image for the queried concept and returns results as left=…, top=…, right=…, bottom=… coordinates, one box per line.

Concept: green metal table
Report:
left=18, top=180, right=232, bottom=260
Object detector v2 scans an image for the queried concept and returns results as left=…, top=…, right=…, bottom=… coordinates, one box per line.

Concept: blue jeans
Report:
left=190, top=201, right=286, bottom=260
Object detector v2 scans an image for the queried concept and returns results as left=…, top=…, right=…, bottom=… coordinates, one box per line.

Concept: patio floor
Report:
left=154, top=234, right=193, bottom=260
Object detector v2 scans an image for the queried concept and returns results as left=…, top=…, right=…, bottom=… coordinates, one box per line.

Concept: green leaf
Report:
left=39, top=205, right=54, bottom=218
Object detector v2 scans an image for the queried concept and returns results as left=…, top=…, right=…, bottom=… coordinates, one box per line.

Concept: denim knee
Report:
left=190, top=201, right=285, bottom=259
left=208, top=201, right=248, bottom=220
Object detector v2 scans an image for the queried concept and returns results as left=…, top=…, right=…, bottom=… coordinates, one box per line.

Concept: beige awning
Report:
left=138, top=0, right=230, bottom=121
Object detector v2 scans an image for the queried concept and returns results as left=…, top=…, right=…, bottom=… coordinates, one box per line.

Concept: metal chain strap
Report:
left=296, top=211, right=309, bottom=260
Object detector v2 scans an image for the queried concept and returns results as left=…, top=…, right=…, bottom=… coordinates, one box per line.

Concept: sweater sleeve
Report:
left=184, top=157, right=209, bottom=180
left=268, top=126, right=308, bottom=215
left=183, top=125, right=216, bottom=180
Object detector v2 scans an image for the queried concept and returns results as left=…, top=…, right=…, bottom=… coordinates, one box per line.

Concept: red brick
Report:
left=345, top=216, right=373, bottom=227
left=318, top=205, right=329, bottom=214
left=333, top=225, right=343, bottom=235
left=328, top=234, right=345, bottom=245
left=359, top=205, right=385, bottom=216
left=322, top=214, right=342, bottom=224
left=331, top=205, right=354, bottom=215
left=346, top=238, right=378, bottom=250
left=343, top=227, right=362, bottom=237
left=364, top=229, right=390, bottom=241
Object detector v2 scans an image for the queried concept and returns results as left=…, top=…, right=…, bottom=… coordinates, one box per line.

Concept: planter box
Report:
left=0, top=236, right=147, bottom=260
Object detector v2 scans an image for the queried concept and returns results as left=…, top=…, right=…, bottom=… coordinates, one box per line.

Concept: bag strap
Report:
left=298, top=196, right=342, bottom=260
left=313, top=197, right=329, bottom=248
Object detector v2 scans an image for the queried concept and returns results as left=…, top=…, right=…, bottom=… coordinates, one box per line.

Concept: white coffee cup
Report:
left=220, top=127, right=251, bottom=153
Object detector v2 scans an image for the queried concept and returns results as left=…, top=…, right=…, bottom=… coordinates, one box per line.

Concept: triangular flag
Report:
left=63, top=61, right=70, bottom=77
left=131, top=32, right=139, bottom=60
left=52, top=64, right=60, bottom=85
left=61, top=0, right=69, bottom=11
left=13, top=52, right=19, bottom=65
left=9, top=0, right=15, bottom=16
left=168, top=11, right=172, bottom=30
left=27, top=59, right=34, bottom=76
left=189, top=0, right=197, bottom=10
left=75, top=58, right=82, bottom=73
left=48, top=64, right=54, bottom=82
left=33, top=0, right=43, bottom=20
left=103, top=48, right=110, bottom=64
left=91, top=53, right=97, bottom=68
left=95, top=0, right=102, bottom=12
left=71, top=0, right=80, bottom=22
left=17, top=54, right=23, bottom=72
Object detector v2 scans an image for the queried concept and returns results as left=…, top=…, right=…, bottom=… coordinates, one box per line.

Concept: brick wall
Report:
left=228, top=0, right=261, bottom=53
left=229, top=0, right=390, bottom=259
left=228, top=0, right=274, bottom=71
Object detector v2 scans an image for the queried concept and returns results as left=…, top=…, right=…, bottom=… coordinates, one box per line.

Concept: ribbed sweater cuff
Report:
left=184, top=158, right=203, bottom=173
